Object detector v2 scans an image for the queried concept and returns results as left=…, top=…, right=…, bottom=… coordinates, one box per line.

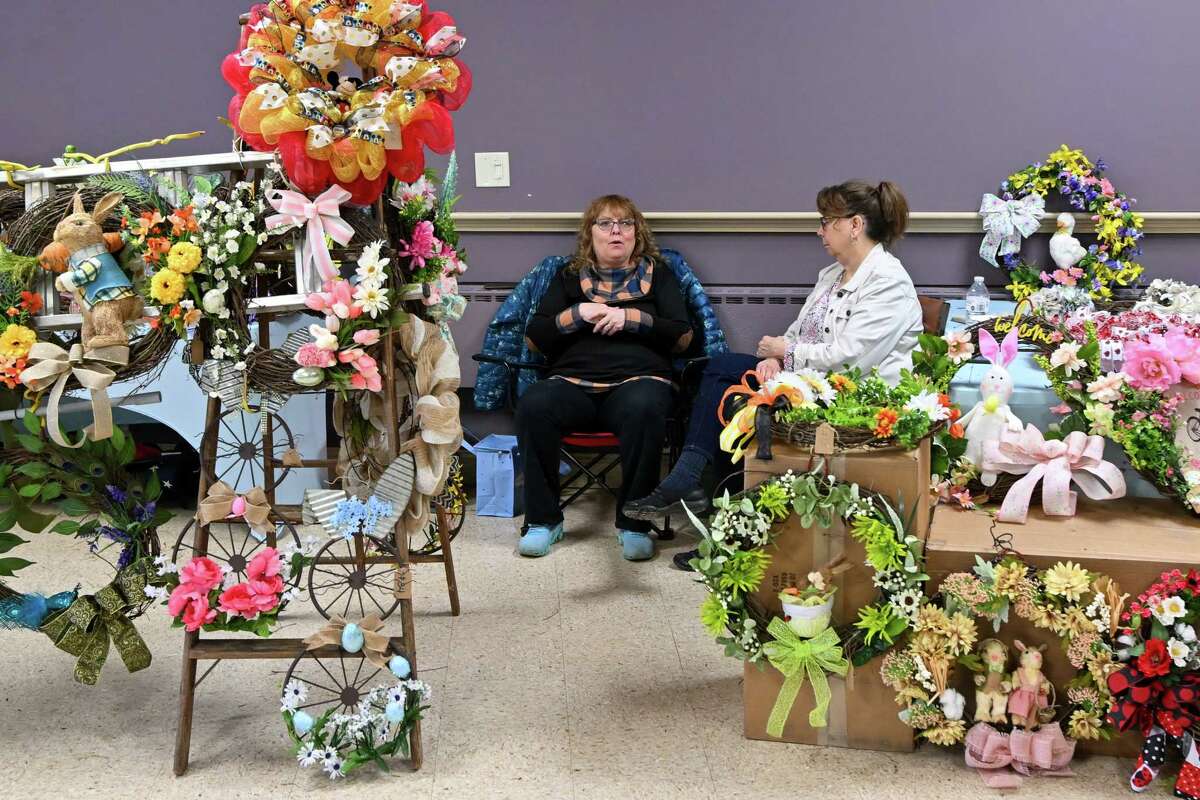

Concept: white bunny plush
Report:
left=959, top=328, right=1023, bottom=481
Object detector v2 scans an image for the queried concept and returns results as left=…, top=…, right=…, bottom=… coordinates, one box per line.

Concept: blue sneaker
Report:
left=518, top=522, right=563, bottom=557
left=618, top=530, right=655, bottom=561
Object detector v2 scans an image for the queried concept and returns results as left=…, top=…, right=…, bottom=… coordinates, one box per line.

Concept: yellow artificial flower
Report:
left=166, top=241, right=202, bottom=274
left=992, top=561, right=1028, bottom=598
left=922, top=719, right=967, bottom=746
left=1067, top=710, right=1103, bottom=740
left=149, top=268, right=186, bottom=305
left=1007, top=173, right=1028, bottom=190
left=945, top=612, right=978, bottom=656
left=0, top=323, right=36, bottom=360
left=1044, top=561, right=1091, bottom=603
left=1094, top=217, right=1120, bottom=242
left=915, top=605, right=951, bottom=635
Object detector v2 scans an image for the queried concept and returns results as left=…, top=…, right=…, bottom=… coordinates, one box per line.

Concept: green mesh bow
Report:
left=762, top=617, right=849, bottom=736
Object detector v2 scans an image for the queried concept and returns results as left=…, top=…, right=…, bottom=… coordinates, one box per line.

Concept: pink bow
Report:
left=266, top=185, right=356, bottom=283
left=981, top=424, right=1125, bottom=523
left=964, top=722, right=1076, bottom=789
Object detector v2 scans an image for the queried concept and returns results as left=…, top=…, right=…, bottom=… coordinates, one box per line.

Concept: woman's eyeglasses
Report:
left=594, top=218, right=636, bottom=233
left=818, top=215, right=854, bottom=229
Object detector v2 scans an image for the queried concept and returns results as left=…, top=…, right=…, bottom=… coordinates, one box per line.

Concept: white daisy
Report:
left=354, top=284, right=390, bottom=318
left=323, top=758, right=345, bottom=779
left=1168, top=638, right=1191, bottom=668
left=296, top=743, right=319, bottom=767
left=1153, top=596, right=1188, bottom=626
left=142, top=584, right=168, bottom=601
left=281, top=679, right=307, bottom=710
left=903, top=390, right=951, bottom=422
left=889, top=589, right=923, bottom=620
left=387, top=685, right=407, bottom=705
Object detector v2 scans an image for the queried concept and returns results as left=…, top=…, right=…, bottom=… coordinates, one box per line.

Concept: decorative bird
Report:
left=1049, top=212, right=1087, bottom=271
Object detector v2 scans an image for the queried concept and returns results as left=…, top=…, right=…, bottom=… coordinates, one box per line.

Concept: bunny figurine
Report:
left=972, top=638, right=1012, bottom=725
left=1007, top=640, right=1051, bottom=731
left=959, top=328, right=1023, bottom=476
left=52, top=192, right=143, bottom=354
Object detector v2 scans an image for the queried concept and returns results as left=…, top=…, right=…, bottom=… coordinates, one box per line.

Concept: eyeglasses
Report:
left=818, top=215, right=855, bottom=229
left=594, top=218, right=636, bottom=233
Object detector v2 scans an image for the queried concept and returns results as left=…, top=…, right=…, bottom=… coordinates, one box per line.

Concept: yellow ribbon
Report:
left=762, top=618, right=849, bottom=736
left=39, top=559, right=153, bottom=685
left=303, top=614, right=392, bottom=669
left=19, top=341, right=127, bottom=448
left=198, top=481, right=272, bottom=534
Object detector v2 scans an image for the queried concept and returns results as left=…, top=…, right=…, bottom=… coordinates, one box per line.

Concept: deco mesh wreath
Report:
left=684, top=468, right=927, bottom=667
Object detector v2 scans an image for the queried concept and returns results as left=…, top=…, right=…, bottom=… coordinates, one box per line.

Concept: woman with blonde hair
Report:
left=516, top=194, right=694, bottom=561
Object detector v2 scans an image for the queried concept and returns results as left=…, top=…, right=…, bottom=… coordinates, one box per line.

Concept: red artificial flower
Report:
left=1138, top=639, right=1172, bottom=677
left=169, top=205, right=199, bottom=235
left=19, top=291, right=42, bottom=314
left=144, top=237, right=171, bottom=263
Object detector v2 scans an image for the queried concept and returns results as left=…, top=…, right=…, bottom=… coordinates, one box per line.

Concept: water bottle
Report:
left=965, top=276, right=991, bottom=322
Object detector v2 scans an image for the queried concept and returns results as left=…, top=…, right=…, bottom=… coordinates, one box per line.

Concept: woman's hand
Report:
left=578, top=302, right=609, bottom=323
left=755, top=358, right=782, bottom=383
left=756, top=335, right=788, bottom=359
left=593, top=306, right=626, bottom=336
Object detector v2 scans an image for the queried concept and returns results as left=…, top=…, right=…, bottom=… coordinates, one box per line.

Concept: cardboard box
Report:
left=741, top=441, right=933, bottom=751
left=926, top=496, right=1200, bottom=757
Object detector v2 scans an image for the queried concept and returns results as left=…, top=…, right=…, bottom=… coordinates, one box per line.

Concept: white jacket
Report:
left=783, top=244, right=921, bottom=384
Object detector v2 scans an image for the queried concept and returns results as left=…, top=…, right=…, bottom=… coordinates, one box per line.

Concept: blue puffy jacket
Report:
left=473, top=248, right=727, bottom=411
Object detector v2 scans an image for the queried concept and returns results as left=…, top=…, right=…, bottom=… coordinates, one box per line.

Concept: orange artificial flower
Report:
left=874, top=408, right=899, bottom=437
left=5, top=307, right=16, bottom=317
left=147, top=316, right=160, bottom=329
left=949, top=423, right=965, bottom=439
left=830, top=374, right=858, bottom=393
left=144, top=236, right=172, bottom=263
left=948, top=406, right=961, bottom=423
left=169, top=205, right=199, bottom=235
left=19, top=291, right=43, bottom=314
left=169, top=305, right=182, bottom=318
left=131, top=210, right=165, bottom=239
left=183, top=308, right=202, bottom=327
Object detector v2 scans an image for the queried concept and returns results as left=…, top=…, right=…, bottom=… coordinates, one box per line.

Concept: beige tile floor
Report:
left=0, top=494, right=1147, bottom=799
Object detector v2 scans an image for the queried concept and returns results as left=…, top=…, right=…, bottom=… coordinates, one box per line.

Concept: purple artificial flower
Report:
left=1096, top=158, right=1107, bottom=171
left=134, top=502, right=157, bottom=523
left=116, top=546, right=134, bottom=571
left=106, top=485, right=127, bottom=504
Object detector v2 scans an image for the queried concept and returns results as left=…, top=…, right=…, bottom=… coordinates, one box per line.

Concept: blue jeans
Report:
left=683, top=352, right=762, bottom=460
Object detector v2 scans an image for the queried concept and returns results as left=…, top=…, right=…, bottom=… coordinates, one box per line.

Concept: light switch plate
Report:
left=474, top=151, right=510, bottom=187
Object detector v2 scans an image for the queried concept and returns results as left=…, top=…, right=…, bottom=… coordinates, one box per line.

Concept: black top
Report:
left=525, top=259, right=693, bottom=388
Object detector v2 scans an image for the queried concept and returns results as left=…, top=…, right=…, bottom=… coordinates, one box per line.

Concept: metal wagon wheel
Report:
left=205, top=408, right=296, bottom=489
left=282, top=650, right=389, bottom=717
left=1187, top=414, right=1200, bottom=443
left=410, top=454, right=466, bottom=557
left=307, top=534, right=402, bottom=621
left=170, top=517, right=302, bottom=588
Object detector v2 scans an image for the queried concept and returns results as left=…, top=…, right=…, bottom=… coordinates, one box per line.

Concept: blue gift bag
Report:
left=469, top=434, right=524, bottom=517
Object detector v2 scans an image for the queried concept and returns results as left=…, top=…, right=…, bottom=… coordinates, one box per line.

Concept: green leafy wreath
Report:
left=683, top=467, right=928, bottom=668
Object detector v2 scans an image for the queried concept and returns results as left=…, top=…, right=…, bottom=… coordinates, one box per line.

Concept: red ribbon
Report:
left=1106, top=664, right=1200, bottom=738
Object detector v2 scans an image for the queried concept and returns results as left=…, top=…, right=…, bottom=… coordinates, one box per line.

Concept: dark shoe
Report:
left=672, top=548, right=699, bottom=571
left=623, top=485, right=709, bottom=521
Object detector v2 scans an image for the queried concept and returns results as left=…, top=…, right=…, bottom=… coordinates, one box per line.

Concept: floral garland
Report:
left=1038, top=322, right=1200, bottom=515
left=883, top=556, right=1123, bottom=746
left=685, top=468, right=927, bottom=667
left=282, top=675, right=431, bottom=780
left=0, top=245, right=42, bottom=389
left=150, top=542, right=313, bottom=637
left=721, top=365, right=961, bottom=462
left=985, top=145, right=1144, bottom=302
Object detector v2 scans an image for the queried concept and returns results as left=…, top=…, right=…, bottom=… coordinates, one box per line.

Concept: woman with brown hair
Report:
left=515, top=194, right=694, bottom=560
left=625, top=180, right=922, bottom=560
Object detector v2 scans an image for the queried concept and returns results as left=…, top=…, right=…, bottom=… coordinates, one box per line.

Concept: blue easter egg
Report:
left=385, top=701, right=404, bottom=723
left=388, top=654, right=411, bottom=679
left=341, top=623, right=364, bottom=653
left=293, top=710, right=314, bottom=735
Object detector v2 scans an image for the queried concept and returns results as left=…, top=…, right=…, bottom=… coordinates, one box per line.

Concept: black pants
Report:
left=515, top=378, right=673, bottom=533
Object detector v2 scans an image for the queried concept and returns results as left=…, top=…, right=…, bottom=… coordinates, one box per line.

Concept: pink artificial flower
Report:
left=246, top=547, right=282, bottom=582
left=167, top=582, right=206, bottom=617
left=443, top=247, right=468, bottom=275
left=305, top=279, right=362, bottom=320
left=944, top=330, right=974, bottom=364
left=1122, top=336, right=1183, bottom=391
left=353, top=329, right=380, bottom=346
left=179, top=556, right=223, bottom=593
left=1050, top=403, right=1072, bottom=415
left=337, top=348, right=366, bottom=364
left=1164, top=329, right=1200, bottom=385
left=1099, top=178, right=1115, bottom=197
left=1083, top=176, right=1100, bottom=186
left=1039, top=271, right=1052, bottom=285
left=181, top=597, right=218, bottom=632
left=295, top=342, right=336, bottom=368
left=350, top=371, right=384, bottom=392
left=440, top=274, right=459, bottom=296
left=218, top=583, right=260, bottom=619
left=246, top=579, right=282, bottom=613
left=355, top=354, right=377, bottom=373
left=398, top=220, right=438, bottom=268
left=1052, top=269, right=1079, bottom=287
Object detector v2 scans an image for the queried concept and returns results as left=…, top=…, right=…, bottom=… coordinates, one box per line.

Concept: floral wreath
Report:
left=0, top=414, right=166, bottom=684
left=685, top=467, right=928, bottom=668
left=981, top=144, right=1144, bottom=303
left=223, top=0, right=472, bottom=205
left=883, top=555, right=1124, bottom=746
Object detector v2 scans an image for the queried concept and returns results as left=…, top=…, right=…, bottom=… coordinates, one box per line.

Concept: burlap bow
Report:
left=19, top=341, right=128, bottom=448
left=979, top=193, right=1045, bottom=267
left=762, top=617, right=848, bottom=736
left=303, top=614, right=391, bottom=669
left=265, top=185, right=355, bottom=284
left=964, top=722, right=1075, bottom=789
left=38, top=559, right=153, bottom=685
left=981, top=425, right=1126, bottom=523
left=198, top=481, right=271, bottom=534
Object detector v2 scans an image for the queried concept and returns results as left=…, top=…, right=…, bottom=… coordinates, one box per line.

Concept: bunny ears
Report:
left=978, top=328, right=1019, bottom=368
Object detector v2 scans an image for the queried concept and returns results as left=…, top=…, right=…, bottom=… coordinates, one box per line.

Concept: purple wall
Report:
left=3, top=0, right=1199, bottom=376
